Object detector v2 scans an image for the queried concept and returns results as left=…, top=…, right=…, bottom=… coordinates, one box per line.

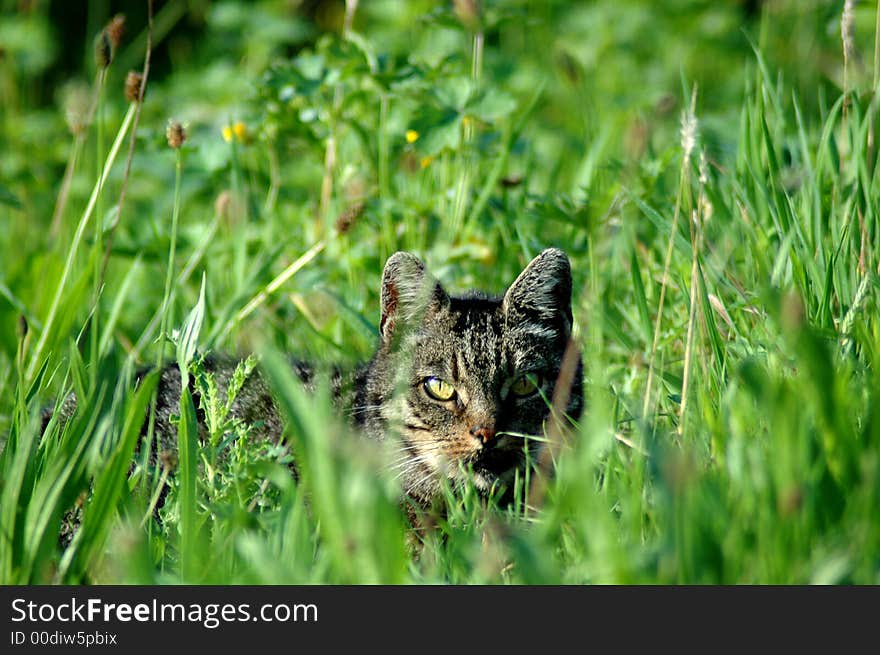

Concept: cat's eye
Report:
left=423, top=376, right=457, bottom=401
left=510, top=373, right=543, bottom=398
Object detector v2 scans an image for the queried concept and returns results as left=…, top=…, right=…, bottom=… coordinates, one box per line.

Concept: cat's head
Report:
left=365, top=248, right=583, bottom=503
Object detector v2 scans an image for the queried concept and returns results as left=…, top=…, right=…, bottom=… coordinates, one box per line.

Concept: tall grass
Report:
left=0, top=0, right=878, bottom=584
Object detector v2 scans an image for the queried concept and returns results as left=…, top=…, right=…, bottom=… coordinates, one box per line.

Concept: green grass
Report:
left=1, top=0, right=879, bottom=584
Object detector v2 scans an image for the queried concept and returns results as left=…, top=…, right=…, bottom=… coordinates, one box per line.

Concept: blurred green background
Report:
left=2, top=0, right=870, bottom=358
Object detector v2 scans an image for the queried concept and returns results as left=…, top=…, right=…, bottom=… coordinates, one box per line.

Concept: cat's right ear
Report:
left=502, top=248, right=573, bottom=335
left=380, top=252, right=449, bottom=344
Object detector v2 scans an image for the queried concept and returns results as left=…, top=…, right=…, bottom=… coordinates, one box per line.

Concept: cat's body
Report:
left=55, top=248, right=583, bottom=510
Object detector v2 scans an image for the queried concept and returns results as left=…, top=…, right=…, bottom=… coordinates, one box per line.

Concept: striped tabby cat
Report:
left=55, top=249, right=583, bottom=509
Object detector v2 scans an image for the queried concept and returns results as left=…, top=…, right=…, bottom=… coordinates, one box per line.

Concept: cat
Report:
left=53, top=248, right=583, bottom=512
left=354, top=247, right=583, bottom=504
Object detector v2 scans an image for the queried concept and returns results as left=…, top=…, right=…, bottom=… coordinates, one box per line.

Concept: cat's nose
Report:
left=470, top=424, right=497, bottom=446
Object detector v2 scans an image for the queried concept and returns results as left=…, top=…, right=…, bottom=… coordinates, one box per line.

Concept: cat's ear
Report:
left=380, top=252, right=449, bottom=343
left=502, top=248, right=573, bottom=335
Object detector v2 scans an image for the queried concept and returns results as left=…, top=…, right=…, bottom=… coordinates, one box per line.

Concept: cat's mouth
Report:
left=467, top=449, right=522, bottom=491
left=400, top=440, right=531, bottom=499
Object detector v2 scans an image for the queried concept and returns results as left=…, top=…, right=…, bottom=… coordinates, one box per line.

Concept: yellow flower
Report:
left=420, top=155, right=434, bottom=169
left=405, top=129, right=419, bottom=144
left=462, top=115, right=474, bottom=129
left=222, top=121, right=248, bottom=143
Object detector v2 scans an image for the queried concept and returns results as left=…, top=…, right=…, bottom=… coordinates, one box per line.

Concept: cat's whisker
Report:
left=397, top=446, right=445, bottom=459
left=347, top=404, right=387, bottom=418
left=388, top=441, right=450, bottom=458
left=406, top=469, right=439, bottom=496
left=393, top=456, right=438, bottom=477
left=384, top=452, right=435, bottom=473
left=386, top=451, right=438, bottom=474
left=387, top=456, right=429, bottom=474
left=398, top=456, right=446, bottom=484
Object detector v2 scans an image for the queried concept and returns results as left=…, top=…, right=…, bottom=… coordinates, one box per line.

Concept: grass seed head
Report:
left=124, top=70, right=144, bottom=103
left=680, top=107, right=697, bottom=162
left=215, top=189, right=233, bottom=220
left=94, top=29, right=112, bottom=69
left=106, top=14, right=126, bottom=49
left=453, top=0, right=481, bottom=32
left=60, top=81, right=91, bottom=136
left=334, top=201, right=365, bottom=235
left=841, top=0, right=856, bottom=62
left=159, top=449, right=179, bottom=472
left=166, top=120, right=187, bottom=149
left=556, top=50, right=583, bottom=85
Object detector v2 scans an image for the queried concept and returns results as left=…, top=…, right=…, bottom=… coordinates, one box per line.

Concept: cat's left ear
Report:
left=502, top=248, right=573, bottom=334
left=380, top=252, right=450, bottom=344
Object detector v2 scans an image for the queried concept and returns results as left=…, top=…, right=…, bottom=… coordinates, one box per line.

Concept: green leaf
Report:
left=468, top=88, right=517, bottom=123
left=435, top=75, right=473, bottom=110
left=0, top=184, right=23, bottom=210
left=60, top=370, right=157, bottom=580
left=630, top=246, right=652, bottom=344
left=177, top=273, right=207, bottom=386
left=423, top=120, right=463, bottom=156
left=177, top=384, right=201, bottom=581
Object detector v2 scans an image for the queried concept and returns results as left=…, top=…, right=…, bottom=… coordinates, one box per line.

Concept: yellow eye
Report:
left=423, top=376, right=457, bottom=401
left=510, top=373, right=542, bottom=398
